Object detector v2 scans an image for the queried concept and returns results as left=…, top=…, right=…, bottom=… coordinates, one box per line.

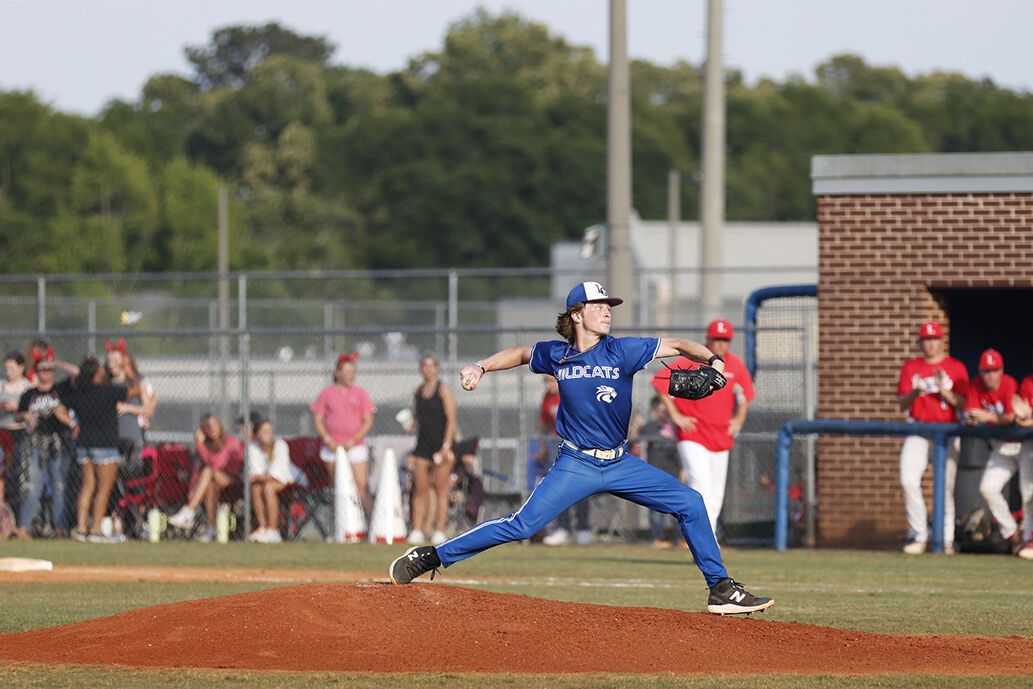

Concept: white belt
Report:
left=563, top=440, right=625, bottom=461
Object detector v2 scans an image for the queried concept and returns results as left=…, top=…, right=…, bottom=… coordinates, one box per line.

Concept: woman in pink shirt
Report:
left=310, top=352, right=376, bottom=518
left=168, top=413, right=243, bottom=539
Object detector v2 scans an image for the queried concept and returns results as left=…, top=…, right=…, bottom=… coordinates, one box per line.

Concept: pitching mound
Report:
left=0, top=582, right=1031, bottom=674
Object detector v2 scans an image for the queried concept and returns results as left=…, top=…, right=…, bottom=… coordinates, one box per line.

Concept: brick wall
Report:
left=817, top=192, right=1033, bottom=547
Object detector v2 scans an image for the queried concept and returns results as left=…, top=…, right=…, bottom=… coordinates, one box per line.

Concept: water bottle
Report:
left=147, top=509, right=167, bottom=543
left=216, top=504, right=235, bottom=544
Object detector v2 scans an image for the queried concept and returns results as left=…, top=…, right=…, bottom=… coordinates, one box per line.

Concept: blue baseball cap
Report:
left=565, top=281, right=623, bottom=309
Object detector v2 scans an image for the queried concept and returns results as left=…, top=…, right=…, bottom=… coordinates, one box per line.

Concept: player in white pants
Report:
left=978, top=441, right=1031, bottom=547
left=970, top=353, right=1027, bottom=553
left=1016, top=374, right=1033, bottom=558
left=675, top=440, right=730, bottom=534
left=899, top=435, right=961, bottom=552
left=897, top=321, right=968, bottom=554
left=652, top=319, right=754, bottom=536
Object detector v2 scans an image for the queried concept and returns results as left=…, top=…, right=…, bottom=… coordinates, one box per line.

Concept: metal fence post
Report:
left=323, top=302, right=334, bottom=360
left=87, top=300, right=97, bottom=355
left=802, top=319, right=817, bottom=547
left=238, top=274, right=251, bottom=537
left=931, top=433, right=948, bottom=554
left=448, top=269, right=458, bottom=370
left=37, top=275, right=45, bottom=333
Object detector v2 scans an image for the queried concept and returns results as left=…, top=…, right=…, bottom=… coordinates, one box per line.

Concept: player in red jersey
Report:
left=1014, top=363, right=1033, bottom=559
left=970, top=348, right=1024, bottom=552
left=897, top=321, right=969, bottom=554
left=651, top=319, right=755, bottom=536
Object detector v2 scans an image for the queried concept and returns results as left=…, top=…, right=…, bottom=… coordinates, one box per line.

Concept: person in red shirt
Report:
left=897, top=321, right=969, bottom=554
left=971, top=348, right=1024, bottom=552
left=168, top=413, right=243, bottom=539
left=651, top=319, right=754, bottom=536
left=1014, top=364, right=1033, bottom=559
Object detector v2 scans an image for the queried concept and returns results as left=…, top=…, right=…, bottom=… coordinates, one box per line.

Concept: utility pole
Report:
left=700, top=0, right=725, bottom=325
left=608, top=0, right=633, bottom=330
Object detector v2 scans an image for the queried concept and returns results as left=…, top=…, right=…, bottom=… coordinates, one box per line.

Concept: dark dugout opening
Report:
left=936, top=287, right=1033, bottom=544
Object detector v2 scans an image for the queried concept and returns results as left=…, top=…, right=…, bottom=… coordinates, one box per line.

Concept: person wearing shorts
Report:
left=404, top=353, right=458, bottom=546
left=65, top=356, right=133, bottom=543
left=310, top=352, right=376, bottom=518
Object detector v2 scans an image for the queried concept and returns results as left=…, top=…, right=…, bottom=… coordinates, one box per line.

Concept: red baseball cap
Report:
left=918, top=321, right=943, bottom=339
left=706, top=319, right=734, bottom=340
left=979, top=348, right=1003, bottom=371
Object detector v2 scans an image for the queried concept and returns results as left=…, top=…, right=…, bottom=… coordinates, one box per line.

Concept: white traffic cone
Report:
left=334, top=446, right=368, bottom=543
left=368, top=448, right=408, bottom=544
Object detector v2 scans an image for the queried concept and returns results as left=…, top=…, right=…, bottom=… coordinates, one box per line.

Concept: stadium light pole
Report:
left=700, top=0, right=725, bottom=325
left=607, top=0, right=633, bottom=331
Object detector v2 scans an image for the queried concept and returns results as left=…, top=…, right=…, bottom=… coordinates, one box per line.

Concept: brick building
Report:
left=810, top=152, right=1033, bottom=547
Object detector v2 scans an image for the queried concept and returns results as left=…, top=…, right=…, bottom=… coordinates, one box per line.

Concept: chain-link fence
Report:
left=0, top=269, right=815, bottom=544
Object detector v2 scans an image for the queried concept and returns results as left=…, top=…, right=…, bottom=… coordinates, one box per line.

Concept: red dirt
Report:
left=1, top=581, right=1032, bottom=674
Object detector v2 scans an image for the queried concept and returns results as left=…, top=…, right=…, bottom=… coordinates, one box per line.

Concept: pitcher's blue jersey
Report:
left=529, top=335, right=660, bottom=449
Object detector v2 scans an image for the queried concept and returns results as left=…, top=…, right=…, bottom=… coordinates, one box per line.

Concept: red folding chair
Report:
left=119, top=445, right=193, bottom=517
left=280, top=437, right=333, bottom=540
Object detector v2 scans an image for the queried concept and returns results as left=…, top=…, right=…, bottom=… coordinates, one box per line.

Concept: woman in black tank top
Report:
left=405, top=354, right=457, bottom=546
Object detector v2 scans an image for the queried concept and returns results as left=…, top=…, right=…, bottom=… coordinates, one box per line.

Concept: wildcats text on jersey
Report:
left=555, top=365, right=621, bottom=381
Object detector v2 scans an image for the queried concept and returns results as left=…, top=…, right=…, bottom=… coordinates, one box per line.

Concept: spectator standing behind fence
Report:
left=105, top=339, right=157, bottom=478
left=1013, top=363, right=1033, bottom=560
left=247, top=418, right=305, bottom=544
left=897, top=321, right=970, bottom=555
left=969, top=348, right=1024, bottom=553
left=310, top=352, right=376, bottom=519
left=66, top=356, right=134, bottom=543
left=404, top=353, right=457, bottom=546
left=651, top=319, right=755, bottom=537
left=1, top=351, right=32, bottom=516
left=168, top=414, right=243, bottom=541
left=636, top=396, right=684, bottom=549
left=14, top=350, right=74, bottom=539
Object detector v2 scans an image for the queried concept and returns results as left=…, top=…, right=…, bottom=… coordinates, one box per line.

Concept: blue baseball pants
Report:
left=436, top=442, right=728, bottom=587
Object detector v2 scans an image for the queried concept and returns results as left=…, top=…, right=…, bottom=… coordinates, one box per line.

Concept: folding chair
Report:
left=280, top=436, right=333, bottom=541
left=119, top=445, right=193, bottom=525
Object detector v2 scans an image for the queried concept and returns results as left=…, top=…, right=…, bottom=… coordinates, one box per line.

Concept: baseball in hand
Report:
left=461, top=375, right=476, bottom=390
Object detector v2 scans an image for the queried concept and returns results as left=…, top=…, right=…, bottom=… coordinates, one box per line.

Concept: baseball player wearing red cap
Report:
left=650, top=319, right=754, bottom=536
left=1015, top=364, right=1033, bottom=559
left=898, top=321, right=969, bottom=554
left=969, top=348, right=1024, bottom=552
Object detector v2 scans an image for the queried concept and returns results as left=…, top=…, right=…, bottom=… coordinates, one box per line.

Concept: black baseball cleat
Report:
left=706, top=578, right=774, bottom=615
left=389, top=545, right=442, bottom=584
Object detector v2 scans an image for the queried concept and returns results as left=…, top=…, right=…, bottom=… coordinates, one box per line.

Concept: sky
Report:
left=1, top=0, right=1030, bottom=117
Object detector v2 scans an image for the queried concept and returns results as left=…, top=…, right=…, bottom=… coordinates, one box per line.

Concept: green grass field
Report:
left=2, top=539, right=1033, bottom=688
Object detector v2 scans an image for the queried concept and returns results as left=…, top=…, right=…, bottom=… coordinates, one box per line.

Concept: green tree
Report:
left=185, top=23, right=335, bottom=90
left=59, top=131, right=159, bottom=272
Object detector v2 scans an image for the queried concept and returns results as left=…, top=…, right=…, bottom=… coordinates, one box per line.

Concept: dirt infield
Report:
left=1, top=578, right=1033, bottom=675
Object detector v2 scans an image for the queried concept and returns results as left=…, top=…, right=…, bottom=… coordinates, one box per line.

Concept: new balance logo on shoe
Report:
left=389, top=546, right=442, bottom=585
left=707, top=578, right=774, bottom=616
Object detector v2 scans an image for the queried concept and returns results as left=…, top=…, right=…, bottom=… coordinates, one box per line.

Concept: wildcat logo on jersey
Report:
left=595, top=385, right=617, bottom=403
left=556, top=365, right=621, bottom=381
